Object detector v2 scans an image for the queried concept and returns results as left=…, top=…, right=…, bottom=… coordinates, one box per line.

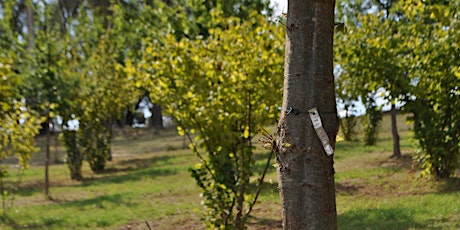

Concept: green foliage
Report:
left=339, top=116, right=358, bottom=142
left=1, top=0, right=276, bottom=187
left=335, top=1, right=411, bottom=145
left=0, top=6, right=40, bottom=217
left=50, top=2, right=139, bottom=177
left=0, top=96, right=39, bottom=217
left=185, top=0, right=273, bottom=37
left=9, top=0, right=86, bottom=180
left=337, top=92, right=358, bottom=141
left=76, top=33, right=127, bottom=173
left=136, top=11, right=284, bottom=228
left=61, top=130, right=83, bottom=180
left=403, top=1, right=460, bottom=178
left=362, top=96, right=382, bottom=146
left=336, top=0, right=459, bottom=177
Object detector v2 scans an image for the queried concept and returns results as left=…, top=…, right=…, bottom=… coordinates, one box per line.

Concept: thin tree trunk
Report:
left=45, top=120, right=51, bottom=197
left=25, top=0, right=35, bottom=50
left=54, top=131, right=59, bottom=163
left=390, top=102, right=401, bottom=158
left=275, top=1, right=337, bottom=229
left=150, top=104, right=164, bottom=129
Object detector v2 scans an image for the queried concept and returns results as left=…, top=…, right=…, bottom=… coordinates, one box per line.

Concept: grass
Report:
left=0, top=114, right=459, bottom=229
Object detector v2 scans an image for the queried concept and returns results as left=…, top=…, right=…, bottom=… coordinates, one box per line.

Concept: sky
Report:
left=271, top=0, right=287, bottom=15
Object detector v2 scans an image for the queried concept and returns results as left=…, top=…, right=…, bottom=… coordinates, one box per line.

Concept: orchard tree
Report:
left=335, top=0, right=410, bottom=152
left=3, top=0, right=85, bottom=188
left=22, top=0, right=77, bottom=195
left=79, top=33, right=137, bottom=172
left=56, top=35, right=86, bottom=180
left=275, top=0, right=338, bottom=229
left=16, top=0, right=86, bottom=182
left=335, top=0, right=459, bottom=175
left=0, top=56, right=40, bottom=217
left=404, top=1, right=459, bottom=178
left=135, top=11, right=284, bottom=228
left=0, top=3, right=40, bottom=215
left=335, top=87, right=358, bottom=141
left=60, top=3, right=138, bottom=176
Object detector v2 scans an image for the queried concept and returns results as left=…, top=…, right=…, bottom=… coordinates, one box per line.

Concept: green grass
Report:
left=337, top=193, right=460, bottom=230
left=0, top=115, right=459, bottom=229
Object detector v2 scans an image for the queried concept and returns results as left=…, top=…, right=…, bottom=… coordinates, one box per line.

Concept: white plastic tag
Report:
left=308, top=108, right=334, bottom=156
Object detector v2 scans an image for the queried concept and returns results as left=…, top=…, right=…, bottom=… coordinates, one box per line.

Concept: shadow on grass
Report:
left=16, top=182, right=43, bottom=197
left=377, top=155, right=413, bottom=170
left=2, top=193, right=133, bottom=229
left=76, top=153, right=190, bottom=186
left=14, top=156, right=180, bottom=197
left=80, top=166, right=177, bottom=186
left=336, top=182, right=362, bottom=195
left=0, top=216, right=48, bottom=230
left=59, top=192, right=135, bottom=208
left=437, top=177, right=460, bottom=194
left=338, top=207, right=425, bottom=230
left=117, top=154, right=184, bottom=169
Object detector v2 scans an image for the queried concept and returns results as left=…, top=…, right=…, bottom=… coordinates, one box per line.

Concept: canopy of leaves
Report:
left=0, top=20, right=39, bottom=175
left=135, top=10, right=284, bottom=228
left=403, top=1, right=460, bottom=178
left=335, top=0, right=459, bottom=177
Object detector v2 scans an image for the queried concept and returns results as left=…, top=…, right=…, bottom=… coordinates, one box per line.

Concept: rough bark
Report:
left=390, top=103, right=401, bottom=158
left=275, top=1, right=338, bottom=229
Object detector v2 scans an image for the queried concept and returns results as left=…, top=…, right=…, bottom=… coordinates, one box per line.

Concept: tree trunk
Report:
left=45, top=120, right=50, bottom=197
left=25, top=0, right=35, bottom=50
left=54, top=131, right=59, bottom=163
left=149, top=104, right=164, bottom=129
left=275, top=1, right=338, bottom=229
left=390, top=102, right=401, bottom=158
